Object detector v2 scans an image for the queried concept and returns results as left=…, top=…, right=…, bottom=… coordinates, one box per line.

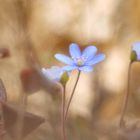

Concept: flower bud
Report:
left=130, top=50, right=137, bottom=62
left=60, top=71, right=69, bottom=86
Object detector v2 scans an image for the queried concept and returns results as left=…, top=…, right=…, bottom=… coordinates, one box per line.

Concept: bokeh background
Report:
left=1, top=0, right=140, bottom=140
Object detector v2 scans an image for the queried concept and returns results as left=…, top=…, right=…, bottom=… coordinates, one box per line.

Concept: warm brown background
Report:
left=1, top=0, right=140, bottom=140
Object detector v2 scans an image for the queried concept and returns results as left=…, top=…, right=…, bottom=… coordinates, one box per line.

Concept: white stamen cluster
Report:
left=73, top=57, right=86, bottom=66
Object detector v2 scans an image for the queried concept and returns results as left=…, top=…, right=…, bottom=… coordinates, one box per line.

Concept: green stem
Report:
left=119, top=62, right=132, bottom=128
left=65, top=70, right=81, bottom=121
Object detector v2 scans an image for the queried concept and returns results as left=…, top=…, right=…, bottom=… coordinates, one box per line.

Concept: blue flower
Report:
left=132, top=42, right=140, bottom=61
left=42, top=66, right=65, bottom=81
left=55, top=43, right=106, bottom=72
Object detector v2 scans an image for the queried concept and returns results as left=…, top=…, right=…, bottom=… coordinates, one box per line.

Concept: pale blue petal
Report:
left=42, top=67, right=64, bottom=81
left=78, top=66, right=93, bottom=72
left=55, top=54, right=74, bottom=65
left=86, top=54, right=105, bottom=65
left=69, top=43, right=81, bottom=58
left=132, top=42, right=140, bottom=60
left=133, top=42, right=140, bottom=52
left=62, top=65, right=77, bottom=71
left=42, top=68, right=53, bottom=80
left=82, top=46, right=97, bottom=60
left=50, top=66, right=64, bottom=76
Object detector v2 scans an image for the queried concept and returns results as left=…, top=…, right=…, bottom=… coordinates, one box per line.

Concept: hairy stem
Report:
left=65, top=70, right=81, bottom=121
left=119, top=62, right=132, bottom=128
left=62, top=85, right=66, bottom=140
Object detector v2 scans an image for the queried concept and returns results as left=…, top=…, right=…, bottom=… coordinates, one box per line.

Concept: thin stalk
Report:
left=62, top=85, right=66, bottom=140
left=119, top=62, right=132, bottom=128
left=65, top=70, right=81, bottom=121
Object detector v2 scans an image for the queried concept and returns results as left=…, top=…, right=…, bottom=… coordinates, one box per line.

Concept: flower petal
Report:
left=82, top=46, right=97, bottom=60
left=132, top=42, right=140, bottom=52
left=62, top=65, right=77, bottom=71
left=86, top=54, right=105, bottom=65
left=78, top=66, right=93, bottom=72
left=69, top=43, right=81, bottom=58
left=132, top=42, right=140, bottom=60
left=42, top=66, right=64, bottom=81
left=55, top=54, right=74, bottom=65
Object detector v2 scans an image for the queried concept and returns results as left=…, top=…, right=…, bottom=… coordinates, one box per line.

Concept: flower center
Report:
left=77, top=60, right=84, bottom=66
left=72, top=56, right=86, bottom=66
left=74, top=57, right=85, bottom=66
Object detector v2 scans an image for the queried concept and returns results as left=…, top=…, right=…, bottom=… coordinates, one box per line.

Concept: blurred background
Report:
left=1, top=0, right=140, bottom=140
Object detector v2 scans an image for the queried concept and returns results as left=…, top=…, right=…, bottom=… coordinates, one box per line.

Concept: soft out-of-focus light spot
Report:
left=70, top=0, right=121, bottom=44
left=102, top=46, right=128, bottom=93
left=42, top=0, right=74, bottom=34
left=27, top=90, right=52, bottom=117
left=30, top=0, right=121, bottom=45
